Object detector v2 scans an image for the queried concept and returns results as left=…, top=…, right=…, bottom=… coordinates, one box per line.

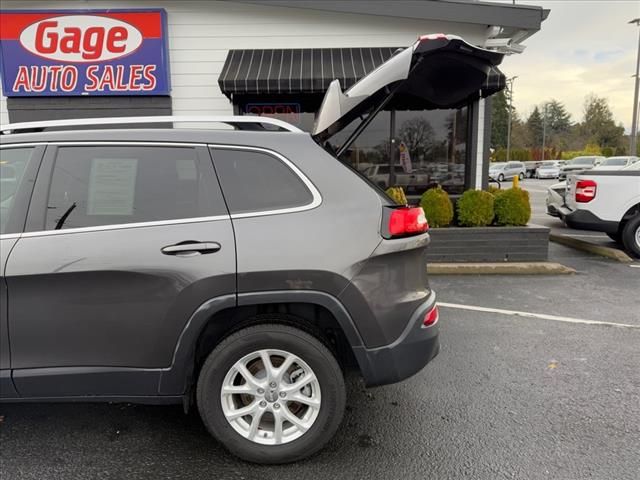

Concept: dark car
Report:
left=0, top=34, right=503, bottom=464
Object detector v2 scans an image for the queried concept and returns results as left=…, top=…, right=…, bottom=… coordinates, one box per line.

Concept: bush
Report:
left=385, top=186, right=407, bottom=205
left=494, top=187, right=531, bottom=226
left=420, top=186, right=453, bottom=228
left=486, top=185, right=501, bottom=196
left=457, top=190, right=495, bottom=227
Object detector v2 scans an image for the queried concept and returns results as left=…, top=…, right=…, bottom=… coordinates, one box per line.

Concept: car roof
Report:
left=0, top=128, right=311, bottom=147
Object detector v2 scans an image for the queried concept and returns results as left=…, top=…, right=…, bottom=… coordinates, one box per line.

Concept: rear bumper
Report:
left=560, top=207, right=619, bottom=234
left=352, top=292, right=439, bottom=387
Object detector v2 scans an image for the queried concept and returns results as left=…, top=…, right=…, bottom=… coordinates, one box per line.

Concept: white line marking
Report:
left=630, top=265, right=640, bottom=268
left=438, top=302, right=640, bottom=329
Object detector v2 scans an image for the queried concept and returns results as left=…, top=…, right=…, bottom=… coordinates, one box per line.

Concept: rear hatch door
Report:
left=312, top=34, right=504, bottom=142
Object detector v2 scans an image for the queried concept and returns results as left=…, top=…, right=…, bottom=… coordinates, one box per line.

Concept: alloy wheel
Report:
left=220, top=349, right=321, bottom=445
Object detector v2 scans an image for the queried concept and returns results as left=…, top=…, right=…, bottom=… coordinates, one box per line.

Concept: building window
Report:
left=237, top=97, right=469, bottom=195
left=394, top=107, right=468, bottom=195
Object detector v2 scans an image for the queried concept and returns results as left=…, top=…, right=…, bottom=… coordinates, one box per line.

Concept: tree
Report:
left=397, top=117, right=435, bottom=161
left=527, top=106, right=544, bottom=147
left=580, top=94, right=625, bottom=148
left=544, top=99, right=572, bottom=133
left=490, top=90, right=510, bottom=149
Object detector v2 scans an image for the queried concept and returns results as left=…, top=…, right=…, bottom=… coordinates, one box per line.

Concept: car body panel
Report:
left=565, top=169, right=640, bottom=226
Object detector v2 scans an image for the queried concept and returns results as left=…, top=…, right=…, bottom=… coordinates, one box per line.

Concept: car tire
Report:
left=518, top=172, right=525, bottom=180
left=197, top=322, right=346, bottom=464
left=621, top=214, right=640, bottom=258
left=498, top=174, right=505, bottom=182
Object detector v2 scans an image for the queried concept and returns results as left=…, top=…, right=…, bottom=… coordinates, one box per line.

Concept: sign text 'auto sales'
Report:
left=0, top=9, right=170, bottom=96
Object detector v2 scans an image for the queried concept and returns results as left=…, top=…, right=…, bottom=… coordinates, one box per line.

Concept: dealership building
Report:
left=0, top=0, right=547, bottom=192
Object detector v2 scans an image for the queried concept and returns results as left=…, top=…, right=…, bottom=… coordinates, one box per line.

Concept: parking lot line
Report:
left=438, top=302, right=640, bottom=329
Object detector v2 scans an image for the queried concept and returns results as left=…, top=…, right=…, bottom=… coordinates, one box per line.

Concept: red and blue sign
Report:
left=0, top=9, right=170, bottom=96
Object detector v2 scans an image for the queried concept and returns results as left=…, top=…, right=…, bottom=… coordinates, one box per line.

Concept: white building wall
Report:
left=0, top=0, right=490, bottom=123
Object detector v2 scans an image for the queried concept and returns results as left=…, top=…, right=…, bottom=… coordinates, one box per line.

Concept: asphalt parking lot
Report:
left=2, top=178, right=638, bottom=480
left=1, top=240, right=639, bottom=480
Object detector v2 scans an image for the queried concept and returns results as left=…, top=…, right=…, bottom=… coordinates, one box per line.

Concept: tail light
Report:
left=388, top=207, right=429, bottom=237
left=423, top=305, right=439, bottom=327
left=575, top=179, right=597, bottom=202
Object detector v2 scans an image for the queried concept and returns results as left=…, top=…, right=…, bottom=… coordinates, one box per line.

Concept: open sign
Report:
left=0, top=9, right=170, bottom=96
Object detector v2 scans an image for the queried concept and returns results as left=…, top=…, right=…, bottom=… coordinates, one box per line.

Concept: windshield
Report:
left=569, top=157, right=595, bottom=166
left=600, top=157, right=628, bottom=166
left=623, top=161, right=640, bottom=171
left=490, top=163, right=506, bottom=169
left=540, top=164, right=557, bottom=169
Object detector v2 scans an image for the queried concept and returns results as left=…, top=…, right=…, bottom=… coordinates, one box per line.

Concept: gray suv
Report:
left=0, top=34, right=503, bottom=463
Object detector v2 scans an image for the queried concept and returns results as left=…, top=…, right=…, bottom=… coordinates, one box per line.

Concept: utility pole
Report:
left=506, top=76, right=518, bottom=162
left=630, top=18, right=640, bottom=156
left=541, top=103, right=547, bottom=161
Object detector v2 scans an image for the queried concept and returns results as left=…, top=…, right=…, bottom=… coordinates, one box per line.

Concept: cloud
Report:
left=501, top=0, right=638, bottom=132
left=593, top=49, right=626, bottom=62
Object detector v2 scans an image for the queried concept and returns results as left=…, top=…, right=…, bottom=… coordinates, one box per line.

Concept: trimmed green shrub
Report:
left=385, top=186, right=407, bottom=205
left=486, top=185, right=501, bottom=196
left=420, top=186, right=453, bottom=228
left=494, top=187, right=531, bottom=226
left=457, top=190, right=495, bottom=227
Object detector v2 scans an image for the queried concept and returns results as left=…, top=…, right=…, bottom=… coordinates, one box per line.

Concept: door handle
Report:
left=161, top=241, right=221, bottom=256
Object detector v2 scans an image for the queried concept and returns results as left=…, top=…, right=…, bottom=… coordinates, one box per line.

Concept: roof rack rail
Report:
left=0, top=115, right=303, bottom=135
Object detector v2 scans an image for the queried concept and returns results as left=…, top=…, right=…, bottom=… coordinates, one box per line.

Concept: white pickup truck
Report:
left=560, top=161, right=640, bottom=258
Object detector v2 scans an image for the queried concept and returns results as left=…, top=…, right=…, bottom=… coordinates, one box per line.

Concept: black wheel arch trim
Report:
left=158, top=290, right=365, bottom=395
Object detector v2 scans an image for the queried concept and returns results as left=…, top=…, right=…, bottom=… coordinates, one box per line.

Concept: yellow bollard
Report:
left=513, top=175, right=519, bottom=188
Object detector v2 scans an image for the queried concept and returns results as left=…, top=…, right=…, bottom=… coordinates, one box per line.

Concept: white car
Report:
left=560, top=162, right=640, bottom=257
left=535, top=161, right=562, bottom=179
left=558, top=156, right=604, bottom=180
left=591, top=156, right=638, bottom=171
left=546, top=181, right=567, bottom=217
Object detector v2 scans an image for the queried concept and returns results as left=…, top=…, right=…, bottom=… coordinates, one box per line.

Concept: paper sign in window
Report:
left=87, top=158, right=138, bottom=215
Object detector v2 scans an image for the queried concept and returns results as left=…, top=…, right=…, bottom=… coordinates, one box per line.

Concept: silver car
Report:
left=535, top=160, right=562, bottom=179
left=489, top=161, right=526, bottom=182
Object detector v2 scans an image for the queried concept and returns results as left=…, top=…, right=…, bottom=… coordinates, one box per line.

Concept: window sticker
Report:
left=87, top=158, right=138, bottom=215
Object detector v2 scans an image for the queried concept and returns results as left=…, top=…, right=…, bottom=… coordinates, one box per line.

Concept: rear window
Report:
left=211, top=148, right=314, bottom=214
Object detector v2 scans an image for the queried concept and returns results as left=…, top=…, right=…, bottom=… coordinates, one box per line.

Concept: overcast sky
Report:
left=498, top=0, right=639, bottom=132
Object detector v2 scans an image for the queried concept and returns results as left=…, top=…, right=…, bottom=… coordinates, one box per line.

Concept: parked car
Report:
left=591, top=156, right=639, bottom=171
left=546, top=181, right=568, bottom=217
left=561, top=162, right=640, bottom=257
left=489, top=161, right=526, bottom=182
left=364, top=164, right=430, bottom=193
left=535, top=160, right=562, bottom=179
left=523, top=161, right=543, bottom=178
left=0, top=34, right=504, bottom=464
left=558, top=156, right=604, bottom=180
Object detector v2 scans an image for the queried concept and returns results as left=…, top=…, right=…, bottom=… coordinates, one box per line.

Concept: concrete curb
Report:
left=549, top=234, right=633, bottom=263
left=427, top=262, right=576, bottom=275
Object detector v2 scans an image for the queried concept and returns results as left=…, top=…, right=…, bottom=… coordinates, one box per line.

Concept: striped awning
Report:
left=218, top=47, right=505, bottom=100
left=218, top=47, right=401, bottom=98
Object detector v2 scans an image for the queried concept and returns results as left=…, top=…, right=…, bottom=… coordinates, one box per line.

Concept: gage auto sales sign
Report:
left=0, top=9, right=170, bottom=96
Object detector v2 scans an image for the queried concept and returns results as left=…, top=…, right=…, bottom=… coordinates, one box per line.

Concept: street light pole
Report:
left=506, top=76, right=518, bottom=162
left=541, top=103, right=547, bottom=161
left=630, top=18, right=640, bottom=156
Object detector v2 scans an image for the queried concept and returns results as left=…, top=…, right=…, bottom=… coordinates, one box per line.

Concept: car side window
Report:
left=1, top=147, right=35, bottom=234
left=45, top=145, right=223, bottom=231
left=211, top=148, right=313, bottom=215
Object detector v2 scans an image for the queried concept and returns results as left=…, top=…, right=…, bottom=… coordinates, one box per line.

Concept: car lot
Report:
left=1, top=242, right=639, bottom=480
